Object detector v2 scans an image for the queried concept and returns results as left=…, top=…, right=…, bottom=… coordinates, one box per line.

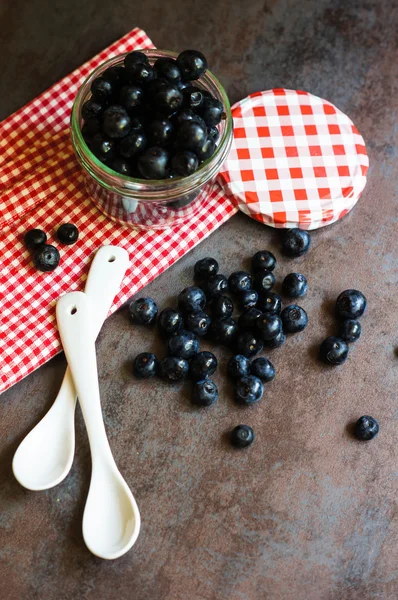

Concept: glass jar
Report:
left=70, top=49, right=233, bottom=230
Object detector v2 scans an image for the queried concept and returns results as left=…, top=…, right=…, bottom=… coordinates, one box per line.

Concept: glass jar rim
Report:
left=70, top=49, right=233, bottom=193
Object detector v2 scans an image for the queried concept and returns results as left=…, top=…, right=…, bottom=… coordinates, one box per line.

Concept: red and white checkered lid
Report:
left=218, top=89, right=369, bottom=229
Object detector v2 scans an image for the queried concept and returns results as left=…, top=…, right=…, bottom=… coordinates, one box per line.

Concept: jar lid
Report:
left=218, top=89, right=369, bottom=229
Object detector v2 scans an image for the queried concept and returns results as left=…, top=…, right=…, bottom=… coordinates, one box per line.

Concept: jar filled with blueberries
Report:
left=70, top=49, right=233, bottom=230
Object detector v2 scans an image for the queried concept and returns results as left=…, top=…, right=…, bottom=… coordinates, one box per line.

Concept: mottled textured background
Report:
left=1, top=1, right=398, bottom=599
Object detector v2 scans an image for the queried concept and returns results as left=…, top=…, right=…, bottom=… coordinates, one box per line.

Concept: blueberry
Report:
left=192, top=379, right=218, bottom=406
left=138, top=147, right=169, bottom=179
left=56, top=223, right=79, bottom=245
left=230, top=425, right=255, bottom=448
left=319, top=336, right=349, bottom=365
left=184, top=310, right=211, bottom=336
left=251, top=250, right=276, bottom=273
left=82, top=118, right=101, bottom=141
left=256, top=314, right=283, bottom=341
left=176, top=120, right=207, bottom=152
left=24, top=228, right=47, bottom=250
left=160, top=356, right=189, bottom=381
left=171, top=151, right=199, bottom=176
left=263, top=330, right=286, bottom=349
left=257, top=292, right=282, bottom=315
left=110, top=157, right=132, bottom=176
left=147, top=119, right=174, bottom=147
left=82, top=99, right=104, bottom=121
left=354, top=416, right=379, bottom=441
left=91, top=133, right=116, bottom=162
left=177, top=50, right=208, bottom=81
left=102, top=106, right=131, bottom=139
left=133, top=352, right=159, bottom=378
left=174, top=108, right=206, bottom=129
left=194, top=257, right=219, bottom=280
left=125, top=62, right=156, bottom=85
left=228, top=271, right=252, bottom=294
left=203, top=274, right=229, bottom=298
left=158, top=307, right=183, bottom=337
left=227, top=355, right=251, bottom=380
left=281, top=305, right=308, bottom=334
left=198, top=97, right=224, bottom=127
left=91, top=77, right=114, bottom=103
left=237, top=289, right=258, bottom=311
left=152, top=84, right=183, bottom=116
left=177, top=80, right=191, bottom=92
left=33, top=244, right=60, bottom=272
left=119, top=131, right=147, bottom=158
left=207, top=126, right=219, bottom=141
left=250, top=357, right=275, bottom=382
left=124, top=51, right=149, bottom=70
left=119, top=85, right=144, bottom=112
left=238, top=308, right=262, bottom=331
left=154, top=57, right=181, bottom=85
left=103, top=65, right=126, bottom=85
left=209, top=317, right=238, bottom=345
left=168, top=330, right=200, bottom=359
left=336, top=289, right=367, bottom=319
left=235, top=376, right=264, bottom=405
left=129, top=297, right=158, bottom=324
left=235, top=331, right=263, bottom=358
left=339, top=319, right=361, bottom=343
left=182, top=86, right=206, bottom=109
left=190, top=351, right=218, bottom=381
left=178, top=286, right=206, bottom=313
left=282, top=273, right=308, bottom=298
left=210, top=294, right=233, bottom=319
left=281, top=228, right=311, bottom=257
left=196, top=137, right=216, bottom=162
left=253, top=271, right=275, bottom=295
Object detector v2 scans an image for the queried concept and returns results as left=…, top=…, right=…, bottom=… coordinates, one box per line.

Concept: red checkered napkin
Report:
left=0, top=28, right=237, bottom=394
left=219, top=89, right=368, bottom=229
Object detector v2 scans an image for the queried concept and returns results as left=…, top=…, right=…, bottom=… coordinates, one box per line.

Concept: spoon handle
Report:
left=56, top=291, right=113, bottom=463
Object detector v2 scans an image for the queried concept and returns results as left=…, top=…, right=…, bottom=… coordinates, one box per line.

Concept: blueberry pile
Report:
left=23, top=224, right=79, bottom=272
left=319, top=289, right=367, bottom=365
left=81, top=50, right=225, bottom=180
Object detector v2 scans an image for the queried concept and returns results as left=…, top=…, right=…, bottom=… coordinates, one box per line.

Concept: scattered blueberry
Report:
left=129, top=297, right=158, bottom=325
left=251, top=250, right=276, bottom=273
left=102, top=106, right=131, bottom=139
left=210, top=294, right=233, bottom=319
left=33, top=245, right=60, bottom=272
left=230, top=425, right=255, bottom=448
left=194, top=257, right=219, bottom=280
left=227, top=355, right=251, bottom=380
left=171, top=151, right=199, bottom=176
left=339, top=319, right=361, bottom=343
left=282, top=273, right=308, bottom=298
left=158, top=308, right=183, bottom=337
left=160, top=356, right=189, bottom=381
left=319, top=336, right=349, bottom=365
left=138, top=147, right=169, bottom=179
left=56, top=223, right=79, bottom=245
left=238, top=308, right=262, bottom=332
left=184, top=310, right=211, bottom=336
left=24, top=229, right=47, bottom=250
left=119, top=131, right=147, bottom=158
left=235, top=376, right=264, bottom=405
left=250, top=357, right=275, bottom=382
left=178, top=286, right=206, bottom=313
left=263, top=331, right=286, bottom=349
left=281, top=228, right=311, bottom=257
left=281, top=305, right=308, bottom=334
left=235, top=331, right=264, bottom=358
left=202, top=274, right=229, bottom=298
left=209, top=317, right=238, bottom=345
left=335, top=289, right=367, bottom=319
left=177, top=50, right=208, bottom=81
left=228, top=271, right=252, bottom=294
left=354, top=416, right=379, bottom=441
left=253, top=271, right=275, bottom=294
left=189, top=351, right=218, bottom=381
left=257, top=292, right=282, bottom=315
left=237, top=289, right=258, bottom=311
left=256, top=314, right=283, bottom=341
left=168, top=330, right=200, bottom=359
left=133, top=353, right=159, bottom=378
left=192, top=379, right=218, bottom=406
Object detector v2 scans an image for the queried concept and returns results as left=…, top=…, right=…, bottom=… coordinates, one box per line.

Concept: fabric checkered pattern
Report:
left=0, top=28, right=237, bottom=394
left=218, top=89, right=368, bottom=229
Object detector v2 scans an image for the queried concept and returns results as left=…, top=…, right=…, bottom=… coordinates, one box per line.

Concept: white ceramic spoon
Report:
left=56, top=291, right=140, bottom=559
left=13, top=245, right=129, bottom=491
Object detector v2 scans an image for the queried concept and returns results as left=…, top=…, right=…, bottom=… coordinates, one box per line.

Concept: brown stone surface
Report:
left=1, top=1, right=398, bottom=598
